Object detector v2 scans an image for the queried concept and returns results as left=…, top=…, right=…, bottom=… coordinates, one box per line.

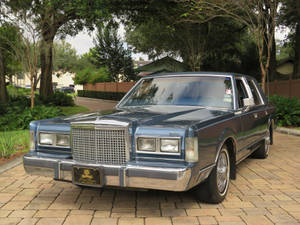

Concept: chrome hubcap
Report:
left=217, top=150, right=229, bottom=195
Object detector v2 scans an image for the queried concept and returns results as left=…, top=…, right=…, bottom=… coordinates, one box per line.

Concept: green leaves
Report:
left=0, top=130, right=29, bottom=158
left=91, top=21, right=136, bottom=82
left=0, top=105, right=62, bottom=131
left=269, top=95, right=300, bottom=127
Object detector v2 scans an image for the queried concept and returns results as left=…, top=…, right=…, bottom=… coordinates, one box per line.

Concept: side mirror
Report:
left=242, top=98, right=254, bottom=112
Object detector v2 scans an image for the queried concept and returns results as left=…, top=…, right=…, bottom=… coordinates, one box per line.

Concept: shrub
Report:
left=37, top=91, right=74, bottom=106
left=0, top=95, right=31, bottom=116
left=269, top=95, right=300, bottom=127
left=78, top=90, right=125, bottom=101
left=0, top=106, right=62, bottom=131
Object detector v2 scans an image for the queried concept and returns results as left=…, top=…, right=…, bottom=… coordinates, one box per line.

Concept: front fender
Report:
left=215, top=127, right=238, bottom=164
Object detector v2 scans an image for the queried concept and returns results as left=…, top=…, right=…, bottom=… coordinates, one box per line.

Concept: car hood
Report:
left=36, top=105, right=233, bottom=131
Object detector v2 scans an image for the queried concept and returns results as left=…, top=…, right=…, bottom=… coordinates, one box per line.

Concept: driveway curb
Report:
left=0, top=156, right=23, bottom=174
left=275, top=127, right=300, bottom=136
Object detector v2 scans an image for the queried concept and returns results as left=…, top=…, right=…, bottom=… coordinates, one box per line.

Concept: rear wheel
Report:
left=194, top=146, right=230, bottom=203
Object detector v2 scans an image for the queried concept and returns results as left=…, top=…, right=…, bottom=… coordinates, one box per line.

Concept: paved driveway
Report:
left=74, top=97, right=117, bottom=112
left=0, top=132, right=299, bottom=225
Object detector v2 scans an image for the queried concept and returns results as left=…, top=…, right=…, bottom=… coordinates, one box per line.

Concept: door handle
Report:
left=253, top=113, right=258, bottom=118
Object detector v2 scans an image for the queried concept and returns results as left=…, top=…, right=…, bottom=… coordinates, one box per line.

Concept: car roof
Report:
left=145, top=72, right=254, bottom=80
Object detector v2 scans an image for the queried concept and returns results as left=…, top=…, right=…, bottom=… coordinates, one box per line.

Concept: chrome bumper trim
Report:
left=23, top=154, right=198, bottom=191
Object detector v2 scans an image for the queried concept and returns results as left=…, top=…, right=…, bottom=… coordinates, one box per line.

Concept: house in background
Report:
left=136, top=56, right=187, bottom=77
left=10, top=70, right=83, bottom=92
left=276, top=58, right=294, bottom=77
left=133, top=59, right=152, bottom=69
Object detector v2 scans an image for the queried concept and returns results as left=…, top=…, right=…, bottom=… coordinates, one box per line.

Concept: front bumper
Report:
left=23, top=153, right=213, bottom=191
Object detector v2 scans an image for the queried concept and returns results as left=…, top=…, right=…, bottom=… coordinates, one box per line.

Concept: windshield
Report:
left=119, top=76, right=233, bottom=109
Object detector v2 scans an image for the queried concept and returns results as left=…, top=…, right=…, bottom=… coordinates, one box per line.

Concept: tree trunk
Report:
left=293, top=22, right=300, bottom=79
left=258, top=43, right=267, bottom=93
left=0, top=49, right=8, bottom=103
left=33, top=72, right=40, bottom=91
left=39, top=37, right=54, bottom=100
left=30, top=75, right=34, bottom=108
left=268, top=34, right=276, bottom=81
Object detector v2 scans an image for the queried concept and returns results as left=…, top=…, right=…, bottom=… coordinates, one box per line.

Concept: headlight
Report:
left=56, top=134, right=70, bottom=146
left=185, top=137, right=198, bottom=162
left=160, top=139, right=179, bottom=152
left=39, top=133, right=55, bottom=145
left=137, top=138, right=156, bottom=151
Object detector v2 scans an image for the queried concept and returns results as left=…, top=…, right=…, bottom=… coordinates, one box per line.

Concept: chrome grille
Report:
left=72, top=126, right=128, bottom=165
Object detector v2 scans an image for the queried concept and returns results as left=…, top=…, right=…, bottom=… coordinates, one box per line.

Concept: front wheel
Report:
left=194, top=146, right=230, bottom=203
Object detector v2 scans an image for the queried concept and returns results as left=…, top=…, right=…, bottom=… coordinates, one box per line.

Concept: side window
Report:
left=236, top=79, right=248, bottom=108
left=247, top=79, right=262, bottom=105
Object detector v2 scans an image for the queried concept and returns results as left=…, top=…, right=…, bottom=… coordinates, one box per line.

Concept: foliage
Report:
left=0, top=23, right=22, bottom=75
left=74, top=52, right=96, bottom=71
left=1, top=89, right=74, bottom=131
left=78, top=90, right=125, bottom=101
left=0, top=22, right=22, bottom=103
left=0, top=130, right=29, bottom=158
left=125, top=5, right=259, bottom=76
left=269, top=95, right=300, bottom=127
left=91, top=21, right=137, bottom=82
left=37, top=91, right=74, bottom=107
left=0, top=106, right=62, bottom=131
left=279, top=0, right=300, bottom=29
left=74, top=66, right=111, bottom=85
left=4, top=0, right=111, bottom=99
left=53, top=40, right=78, bottom=73
left=278, top=0, right=300, bottom=78
left=172, top=0, right=278, bottom=92
left=276, top=39, right=294, bottom=61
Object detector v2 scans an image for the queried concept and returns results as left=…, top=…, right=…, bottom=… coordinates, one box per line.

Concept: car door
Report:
left=235, top=77, right=255, bottom=161
left=245, top=78, right=269, bottom=143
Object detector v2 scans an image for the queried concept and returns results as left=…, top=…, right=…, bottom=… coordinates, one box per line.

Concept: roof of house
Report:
left=277, top=57, right=294, bottom=67
left=136, top=56, right=186, bottom=75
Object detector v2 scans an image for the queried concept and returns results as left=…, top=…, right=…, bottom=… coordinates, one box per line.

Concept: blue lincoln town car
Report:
left=23, top=72, right=274, bottom=203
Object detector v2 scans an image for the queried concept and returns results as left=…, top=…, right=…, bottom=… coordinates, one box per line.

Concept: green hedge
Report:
left=78, top=90, right=126, bottom=101
left=269, top=95, right=300, bottom=127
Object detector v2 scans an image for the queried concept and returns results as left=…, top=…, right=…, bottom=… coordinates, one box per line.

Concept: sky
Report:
left=66, top=25, right=289, bottom=61
left=66, top=24, right=149, bottom=61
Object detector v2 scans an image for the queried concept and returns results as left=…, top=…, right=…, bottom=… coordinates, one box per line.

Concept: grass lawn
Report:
left=59, top=105, right=90, bottom=116
left=0, top=130, right=29, bottom=158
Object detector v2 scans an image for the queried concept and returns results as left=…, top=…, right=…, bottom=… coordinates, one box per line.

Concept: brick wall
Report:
left=83, top=82, right=136, bottom=93
left=268, top=79, right=300, bottom=99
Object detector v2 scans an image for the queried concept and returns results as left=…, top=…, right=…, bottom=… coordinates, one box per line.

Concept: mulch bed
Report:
left=0, top=152, right=25, bottom=166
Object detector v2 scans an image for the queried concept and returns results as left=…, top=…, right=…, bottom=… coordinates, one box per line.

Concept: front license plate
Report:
left=72, top=166, right=102, bottom=187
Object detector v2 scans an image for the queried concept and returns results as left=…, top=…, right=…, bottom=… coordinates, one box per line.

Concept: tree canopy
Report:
left=91, top=21, right=136, bottom=82
left=0, top=23, right=22, bottom=103
left=279, top=0, right=300, bottom=78
left=4, top=0, right=111, bottom=99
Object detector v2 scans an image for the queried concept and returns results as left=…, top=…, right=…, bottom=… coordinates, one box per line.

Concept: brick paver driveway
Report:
left=0, top=132, right=299, bottom=225
left=74, top=97, right=117, bottom=112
